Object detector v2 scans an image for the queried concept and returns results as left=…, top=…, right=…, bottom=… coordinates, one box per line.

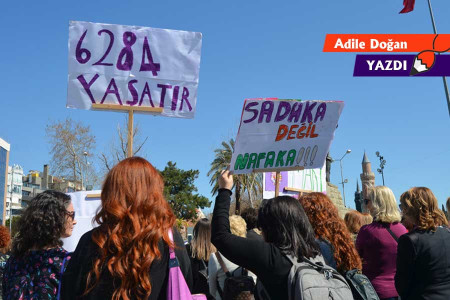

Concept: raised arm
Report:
left=211, top=170, right=291, bottom=282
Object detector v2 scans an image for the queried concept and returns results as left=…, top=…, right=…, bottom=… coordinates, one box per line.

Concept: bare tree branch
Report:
left=99, top=115, right=149, bottom=176
left=46, top=117, right=98, bottom=189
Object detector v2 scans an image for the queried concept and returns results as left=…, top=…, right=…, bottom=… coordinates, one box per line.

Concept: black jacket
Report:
left=185, top=244, right=214, bottom=299
left=60, top=228, right=192, bottom=300
left=211, top=189, right=293, bottom=300
left=395, top=226, right=450, bottom=300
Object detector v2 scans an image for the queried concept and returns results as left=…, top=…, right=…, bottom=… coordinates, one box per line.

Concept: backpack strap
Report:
left=214, top=252, right=232, bottom=277
left=201, top=259, right=207, bottom=271
left=167, top=228, right=180, bottom=268
left=384, top=224, right=399, bottom=243
left=214, top=252, right=232, bottom=299
left=56, top=252, right=72, bottom=300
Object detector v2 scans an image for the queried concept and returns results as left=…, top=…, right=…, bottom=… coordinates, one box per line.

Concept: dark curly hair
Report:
left=0, top=225, right=11, bottom=253
left=12, top=190, right=71, bottom=257
left=241, top=207, right=258, bottom=230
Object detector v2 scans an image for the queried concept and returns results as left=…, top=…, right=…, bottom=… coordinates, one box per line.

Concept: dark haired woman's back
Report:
left=2, top=248, right=69, bottom=299
left=60, top=228, right=192, bottom=300
left=211, top=175, right=321, bottom=300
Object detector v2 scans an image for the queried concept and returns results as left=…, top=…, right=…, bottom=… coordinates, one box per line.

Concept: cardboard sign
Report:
left=230, top=99, right=344, bottom=174
left=67, top=21, right=202, bottom=118
left=262, top=164, right=327, bottom=199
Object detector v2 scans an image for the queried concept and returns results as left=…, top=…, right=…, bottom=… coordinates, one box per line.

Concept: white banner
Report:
left=262, top=164, right=327, bottom=199
left=67, top=21, right=202, bottom=118
left=230, top=99, right=344, bottom=174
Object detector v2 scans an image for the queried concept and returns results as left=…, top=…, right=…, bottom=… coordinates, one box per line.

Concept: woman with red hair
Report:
left=299, top=192, right=362, bottom=273
left=60, top=157, right=192, bottom=300
left=344, top=210, right=364, bottom=241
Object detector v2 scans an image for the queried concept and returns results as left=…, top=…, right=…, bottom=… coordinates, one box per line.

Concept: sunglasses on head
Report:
left=66, top=211, right=76, bottom=220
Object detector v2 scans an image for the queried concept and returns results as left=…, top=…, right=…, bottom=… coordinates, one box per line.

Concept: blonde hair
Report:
left=230, top=215, right=247, bottom=237
left=367, top=186, right=401, bottom=223
left=400, top=187, right=448, bottom=231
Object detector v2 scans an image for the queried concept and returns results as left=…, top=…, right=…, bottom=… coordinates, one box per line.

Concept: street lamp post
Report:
left=334, top=149, right=351, bottom=206
left=376, top=151, right=386, bottom=186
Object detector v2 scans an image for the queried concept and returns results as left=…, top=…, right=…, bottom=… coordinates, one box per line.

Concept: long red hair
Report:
left=85, top=157, right=176, bottom=300
left=299, top=193, right=362, bottom=272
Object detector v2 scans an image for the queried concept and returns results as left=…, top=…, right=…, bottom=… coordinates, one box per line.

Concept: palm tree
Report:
left=208, top=139, right=262, bottom=214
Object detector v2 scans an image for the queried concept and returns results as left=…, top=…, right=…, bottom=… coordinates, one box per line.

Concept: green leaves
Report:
left=160, top=161, right=210, bottom=221
left=208, top=138, right=263, bottom=212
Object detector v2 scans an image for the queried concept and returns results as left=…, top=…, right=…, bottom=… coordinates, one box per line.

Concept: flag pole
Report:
left=427, top=0, right=450, bottom=117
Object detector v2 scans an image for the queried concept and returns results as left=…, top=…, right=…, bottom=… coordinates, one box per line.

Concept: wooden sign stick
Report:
left=85, top=104, right=164, bottom=198
left=275, top=171, right=281, bottom=197
left=127, top=110, right=134, bottom=158
left=91, top=104, right=164, bottom=158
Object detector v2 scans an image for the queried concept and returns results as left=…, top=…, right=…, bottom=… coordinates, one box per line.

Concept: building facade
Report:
left=0, top=138, right=10, bottom=225
left=7, top=165, right=24, bottom=220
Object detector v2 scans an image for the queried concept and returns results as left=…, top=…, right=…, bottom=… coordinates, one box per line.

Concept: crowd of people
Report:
left=0, top=156, right=449, bottom=300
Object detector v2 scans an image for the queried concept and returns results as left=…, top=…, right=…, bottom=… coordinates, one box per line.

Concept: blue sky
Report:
left=1, top=0, right=449, bottom=213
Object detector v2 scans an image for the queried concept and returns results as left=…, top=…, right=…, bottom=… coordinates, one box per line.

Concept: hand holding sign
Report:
left=219, top=169, right=234, bottom=191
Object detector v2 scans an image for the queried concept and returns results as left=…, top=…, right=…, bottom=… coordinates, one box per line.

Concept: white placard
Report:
left=262, top=164, right=327, bottom=199
left=230, top=99, right=344, bottom=174
left=67, top=21, right=202, bottom=118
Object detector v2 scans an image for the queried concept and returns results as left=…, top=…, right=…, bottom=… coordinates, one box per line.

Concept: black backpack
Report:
left=344, top=269, right=380, bottom=300
left=215, top=252, right=255, bottom=300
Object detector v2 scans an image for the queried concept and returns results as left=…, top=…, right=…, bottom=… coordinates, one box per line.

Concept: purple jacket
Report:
left=356, top=221, right=407, bottom=299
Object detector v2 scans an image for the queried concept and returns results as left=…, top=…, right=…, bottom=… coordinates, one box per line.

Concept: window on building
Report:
left=13, top=185, right=21, bottom=194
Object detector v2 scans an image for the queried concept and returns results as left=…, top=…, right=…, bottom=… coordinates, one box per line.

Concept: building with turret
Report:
left=360, top=152, right=375, bottom=212
left=354, top=180, right=363, bottom=212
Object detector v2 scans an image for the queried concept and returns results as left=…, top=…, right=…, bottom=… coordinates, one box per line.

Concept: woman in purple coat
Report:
left=356, top=186, right=407, bottom=300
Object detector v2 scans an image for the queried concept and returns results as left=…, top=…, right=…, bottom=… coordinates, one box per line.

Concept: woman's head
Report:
left=240, top=207, right=258, bottom=231
left=361, top=213, right=373, bottom=226
left=88, top=157, right=176, bottom=300
left=300, top=192, right=362, bottom=272
left=191, top=218, right=216, bottom=261
left=446, top=197, right=450, bottom=220
left=12, top=190, right=74, bottom=257
left=344, top=210, right=364, bottom=234
left=230, top=215, right=247, bottom=237
left=366, top=186, right=401, bottom=223
left=0, top=225, right=11, bottom=254
left=400, top=187, right=448, bottom=231
left=257, top=196, right=319, bottom=259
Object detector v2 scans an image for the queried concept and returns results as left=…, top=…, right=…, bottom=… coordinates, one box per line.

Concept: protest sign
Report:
left=263, top=164, right=327, bottom=199
left=230, top=99, right=344, bottom=174
left=67, top=21, right=202, bottom=118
